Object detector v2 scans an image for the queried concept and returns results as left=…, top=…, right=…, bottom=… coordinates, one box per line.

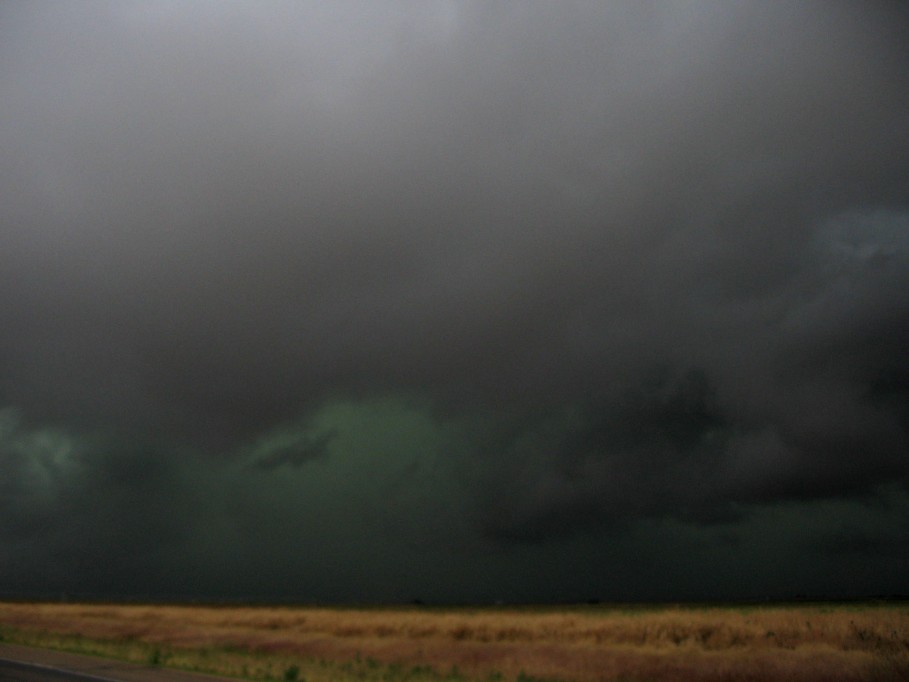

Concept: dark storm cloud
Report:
left=246, top=427, right=336, bottom=471
left=2, top=1, right=909, bottom=599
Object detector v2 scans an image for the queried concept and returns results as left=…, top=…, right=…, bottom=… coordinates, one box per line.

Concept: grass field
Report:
left=0, top=601, right=907, bottom=681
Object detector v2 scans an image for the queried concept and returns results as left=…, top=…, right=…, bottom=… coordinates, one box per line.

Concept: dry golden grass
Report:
left=0, top=601, right=907, bottom=681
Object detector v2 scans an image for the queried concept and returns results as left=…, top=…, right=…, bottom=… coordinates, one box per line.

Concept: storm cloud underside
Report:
left=1, top=1, right=908, bottom=601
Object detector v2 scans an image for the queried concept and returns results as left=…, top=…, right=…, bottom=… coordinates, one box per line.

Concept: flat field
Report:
left=0, top=601, right=907, bottom=681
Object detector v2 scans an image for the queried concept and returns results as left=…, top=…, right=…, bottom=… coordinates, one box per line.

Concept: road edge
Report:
left=0, top=643, right=239, bottom=682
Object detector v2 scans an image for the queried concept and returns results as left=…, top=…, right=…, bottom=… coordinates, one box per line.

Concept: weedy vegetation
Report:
left=0, top=601, right=907, bottom=681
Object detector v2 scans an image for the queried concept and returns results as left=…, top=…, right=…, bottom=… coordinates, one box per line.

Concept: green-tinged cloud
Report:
left=0, top=407, right=82, bottom=505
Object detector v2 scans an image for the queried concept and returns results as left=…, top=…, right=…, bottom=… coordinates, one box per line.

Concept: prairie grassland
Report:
left=0, top=601, right=907, bottom=681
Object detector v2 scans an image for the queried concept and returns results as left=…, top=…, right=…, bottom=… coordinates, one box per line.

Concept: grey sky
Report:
left=1, top=1, right=908, bottom=601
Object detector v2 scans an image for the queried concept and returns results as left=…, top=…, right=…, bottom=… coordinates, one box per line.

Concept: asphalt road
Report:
left=0, top=658, right=90, bottom=681
left=0, top=644, right=237, bottom=682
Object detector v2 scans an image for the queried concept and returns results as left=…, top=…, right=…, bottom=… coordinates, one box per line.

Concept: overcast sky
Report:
left=2, top=1, right=909, bottom=603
